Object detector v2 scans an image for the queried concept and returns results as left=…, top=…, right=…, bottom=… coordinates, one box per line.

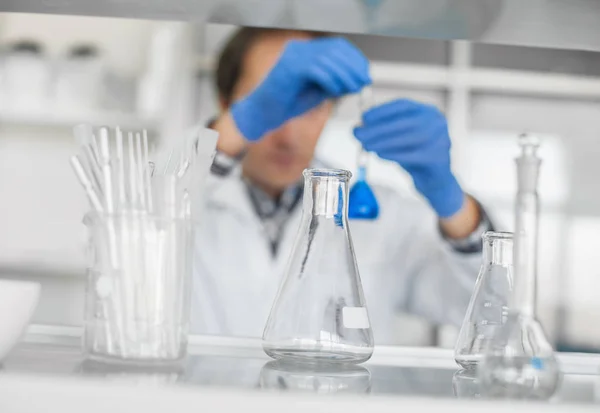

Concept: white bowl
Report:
left=0, top=279, right=41, bottom=361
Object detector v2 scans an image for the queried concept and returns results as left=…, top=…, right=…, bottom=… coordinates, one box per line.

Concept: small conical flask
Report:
left=454, top=231, right=514, bottom=369
left=262, top=168, right=374, bottom=364
left=478, top=134, right=561, bottom=400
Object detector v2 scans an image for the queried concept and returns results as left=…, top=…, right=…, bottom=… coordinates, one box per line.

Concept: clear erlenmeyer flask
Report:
left=478, top=134, right=561, bottom=400
left=454, top=231, right=513, bottom=369
left=262, top=168, right=374, bottom=364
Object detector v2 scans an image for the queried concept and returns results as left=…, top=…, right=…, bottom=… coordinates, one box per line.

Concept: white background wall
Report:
left=1, top=14, right=600, bottom=351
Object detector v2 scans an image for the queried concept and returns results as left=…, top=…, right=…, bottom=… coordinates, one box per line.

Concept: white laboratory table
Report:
left=1, top=326, right=600, bottom=413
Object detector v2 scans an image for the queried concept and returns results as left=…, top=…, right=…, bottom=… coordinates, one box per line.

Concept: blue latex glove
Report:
left=231, top=37, right=371, bottom=141
left=353, top=99, right=465, bottom=218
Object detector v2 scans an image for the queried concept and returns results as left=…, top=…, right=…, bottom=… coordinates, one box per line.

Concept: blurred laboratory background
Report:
left=0, top=12, right=598, bottom=353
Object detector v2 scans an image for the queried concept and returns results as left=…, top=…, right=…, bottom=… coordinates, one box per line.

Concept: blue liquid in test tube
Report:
left=349, top=87, right=379, bottom=220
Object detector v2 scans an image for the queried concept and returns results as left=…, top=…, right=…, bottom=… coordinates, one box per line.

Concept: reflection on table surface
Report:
left=1, top=341, right=598, bottom=404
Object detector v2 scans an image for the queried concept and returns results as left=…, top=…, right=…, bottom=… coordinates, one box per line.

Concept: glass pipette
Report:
left=349, top=87, right=379, bottom=220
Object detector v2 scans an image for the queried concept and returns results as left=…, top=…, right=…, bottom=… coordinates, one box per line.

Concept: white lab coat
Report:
left=190, top=165, right=481, bottom=345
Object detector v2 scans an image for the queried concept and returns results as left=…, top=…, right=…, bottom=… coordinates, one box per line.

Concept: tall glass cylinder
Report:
left=478, top=134, right=560, bottom=399
left=512, top=138, right=540, bottom=316
left=262, top=168, right=374, bottom=364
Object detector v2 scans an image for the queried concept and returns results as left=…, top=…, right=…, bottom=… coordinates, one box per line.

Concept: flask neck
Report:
left=303, top=169, right=350, bottom=224
left=483, top=233, right=513, bottom=266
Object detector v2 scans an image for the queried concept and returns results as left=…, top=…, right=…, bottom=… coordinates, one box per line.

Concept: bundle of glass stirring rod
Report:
left=70, top=124, right=217, bottom=361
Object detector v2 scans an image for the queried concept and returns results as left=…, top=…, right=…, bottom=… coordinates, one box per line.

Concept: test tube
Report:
left=357, top=86, right=374, bottom=176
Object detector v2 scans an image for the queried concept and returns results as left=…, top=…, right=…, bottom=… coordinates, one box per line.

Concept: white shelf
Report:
left=197, top=54, right=600, bottom=99
left=0, top=108, right=158, bottom=131
left=468, top=67, right=600, bottom=98
left=22, top=325, right=600, bottom=374
left=371, top=62, right=450, bottom=88
left=372, top=62, right=600, bottom=98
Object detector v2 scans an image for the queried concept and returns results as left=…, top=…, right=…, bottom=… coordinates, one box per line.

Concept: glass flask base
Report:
left=454, top=354, right=482, bottom=370
left=479, top=355, right=560, bottom=400
left=478, top=312, right=561, bottom=400
left=263, top=342, right=372, bottom=365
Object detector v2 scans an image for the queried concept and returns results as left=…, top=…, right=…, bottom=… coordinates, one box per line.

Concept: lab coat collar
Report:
left=205, top=158, right=334, bottom=221
left=206, top=166, right=257, bottom=221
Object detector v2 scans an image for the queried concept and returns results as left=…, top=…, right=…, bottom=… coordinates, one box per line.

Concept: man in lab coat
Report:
left=191, top=27, right=493, bottom=344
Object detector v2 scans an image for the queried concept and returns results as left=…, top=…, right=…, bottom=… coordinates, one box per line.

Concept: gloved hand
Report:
left=231, top=37, right=371, bottom=141
left=353, top=99, right=465, bottom=218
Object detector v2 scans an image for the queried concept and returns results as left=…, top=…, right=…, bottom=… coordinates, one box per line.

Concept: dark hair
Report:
left=215, top=27, right=328, bottom=107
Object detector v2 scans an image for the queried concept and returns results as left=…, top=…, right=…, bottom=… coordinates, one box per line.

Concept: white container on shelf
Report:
left=54, top=44, right=107, bottom=113
left=136, top=23, right=183, bottom=118
left=0, top=279, right=41, bottom=361
left=0, top=40, right=51, bottom=113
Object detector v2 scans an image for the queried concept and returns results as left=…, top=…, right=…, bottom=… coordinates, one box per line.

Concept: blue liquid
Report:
left=531, top=357, right=544, bottom=370
left=349, top=168, right=379, bottom=220
left=335, top=185, right=344, bottom=227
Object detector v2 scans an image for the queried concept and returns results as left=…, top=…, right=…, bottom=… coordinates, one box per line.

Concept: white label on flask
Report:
left=342, top=307, right=370, bottom=329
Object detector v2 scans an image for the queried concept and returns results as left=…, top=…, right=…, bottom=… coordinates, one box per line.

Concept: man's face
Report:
left=230, top=32, right=333, bottom=196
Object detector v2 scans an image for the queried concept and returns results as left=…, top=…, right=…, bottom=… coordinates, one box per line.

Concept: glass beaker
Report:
left=262, top=168, right=374, bottom=364
left=478, top=134, right=561, bottom=400
left=454, top=231, right=513, bottom=369
left=260, top=360, right=372, bottom=394
left=83, top=211, right=193, bottom=365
